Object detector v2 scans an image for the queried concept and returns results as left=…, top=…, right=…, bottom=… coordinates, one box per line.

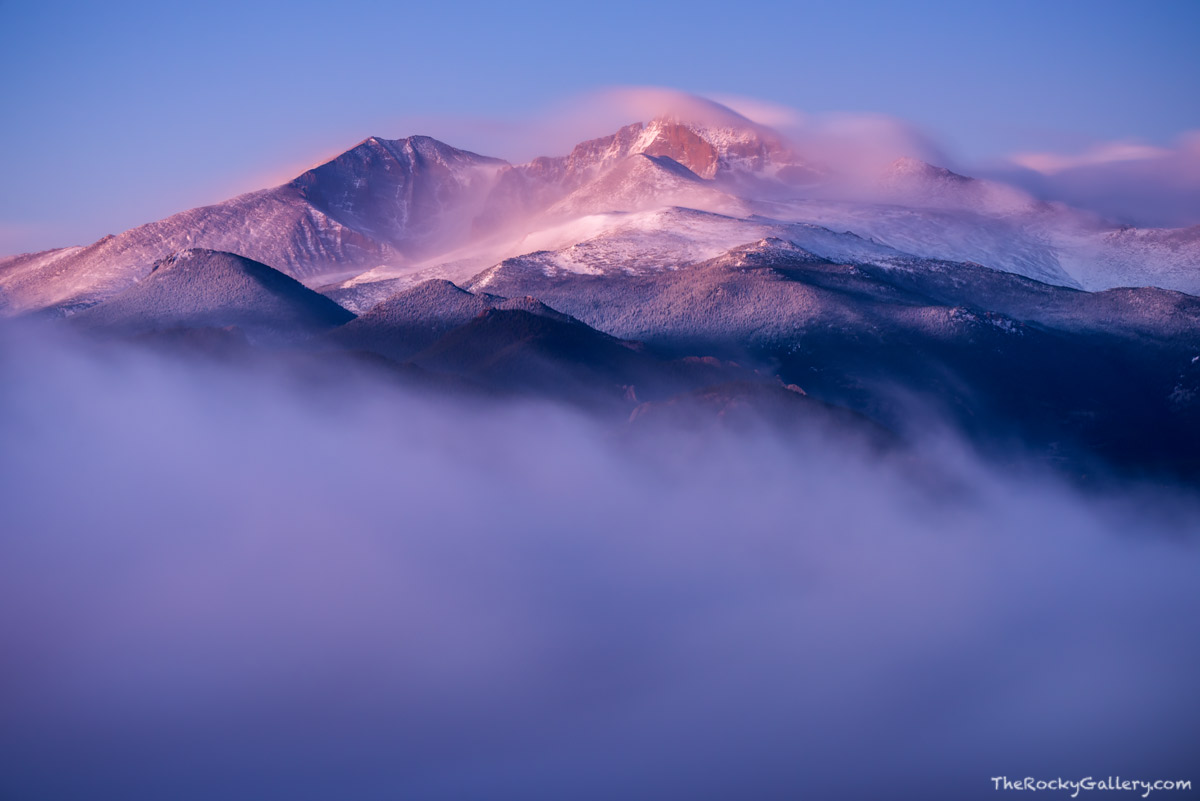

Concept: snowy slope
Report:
left=0, top=136, right=506, bottom=315
left=1053, top=224, right=1200, bottom=291
left=0, top=187, right=396, bottom=315
left=70, top=248, right=354, bottom=340
left=468, top=208, right=908, bottom=290
left=765, top=198, right=1079, bottom=287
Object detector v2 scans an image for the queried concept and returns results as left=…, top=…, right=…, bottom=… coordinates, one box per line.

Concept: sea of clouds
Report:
left=1, top=323, right=1197, bottom=800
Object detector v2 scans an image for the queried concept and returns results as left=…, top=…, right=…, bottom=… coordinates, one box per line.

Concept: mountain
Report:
left=479, top=115, right=800, bottom=225
left=403, top=305, right=762, bottom=408
left=4, top=108, right=1199, bottom=318
left=326, top=124, right=1199, bottom=304
left=464, top=235, right=1200, bottom=475
left=457, top=114, right=797, bottom=251
left=879, top=157, right=1040, bottom=215
left=294, top=135, right=508, bottom=254
left=69, top=248, right=354, bottom=341
left=327, top=278, right=575, bottom=362
left=5, top=102, right=1200, bottom=476
left=0, top=190, right=386, bottom=315
left=1073, top=224, right=1200, bottom=290
left=466, top=233, right=1200, bottom=358
left=544, top=152, right=744, bottom=220
left=320, top=277, right=760, bottom=406
left=0, top=137, right=507, bottom=315
left=408, top=306, right=647, bottom=401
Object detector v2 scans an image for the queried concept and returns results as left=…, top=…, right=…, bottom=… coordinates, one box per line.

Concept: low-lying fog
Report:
left=1, top=324, right=1197, bottom=801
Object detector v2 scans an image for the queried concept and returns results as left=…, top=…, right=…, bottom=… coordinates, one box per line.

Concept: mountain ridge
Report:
left=69, top=248, right=354, bottom=341
left=3, top=109, right=1198, bottom=318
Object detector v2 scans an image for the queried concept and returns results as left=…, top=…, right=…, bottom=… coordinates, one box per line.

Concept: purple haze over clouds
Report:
left=1, top=323, right=1198, bottom=800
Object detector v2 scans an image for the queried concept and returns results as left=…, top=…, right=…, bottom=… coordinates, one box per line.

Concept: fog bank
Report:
left=1, top=326, right=1197, bottom=801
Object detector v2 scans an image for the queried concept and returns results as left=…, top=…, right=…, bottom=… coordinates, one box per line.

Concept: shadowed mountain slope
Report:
left=408, top=307, right=754, bottom=408
left=463, top=237, right=1200, bottom=477
left=327, top=279, right=578, bottom=362
left=70, top=249, right=354, bottom=341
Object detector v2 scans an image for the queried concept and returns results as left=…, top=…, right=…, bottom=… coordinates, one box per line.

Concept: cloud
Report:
left=707, top=93, right=807, bottom=130
left=990, top=131, right=1200, bottom=227
left=1010, top=141, right=1175, bottom=175
left=0, top=323, right=1197, bottom=800
left=782, top=110, right=953, bottom=177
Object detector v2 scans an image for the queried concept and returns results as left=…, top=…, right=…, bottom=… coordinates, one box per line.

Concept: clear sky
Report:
left=2, top=0, right=1198, bottom=253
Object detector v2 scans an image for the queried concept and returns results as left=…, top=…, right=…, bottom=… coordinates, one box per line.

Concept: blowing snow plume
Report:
left=0, top=323, right=1197, bottom=801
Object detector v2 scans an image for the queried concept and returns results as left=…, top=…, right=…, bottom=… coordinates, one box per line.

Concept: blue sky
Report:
left=2, top=0, right=1198, bottom=253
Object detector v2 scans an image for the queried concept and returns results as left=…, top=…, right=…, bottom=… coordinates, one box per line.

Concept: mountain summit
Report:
left=292, top=135, right=509, bottom=253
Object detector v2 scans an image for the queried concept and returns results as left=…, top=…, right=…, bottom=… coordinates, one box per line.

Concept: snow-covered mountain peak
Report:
left=638, top=114, right=799, bottom=177
left=887, top=156, right=970, bottom=182
left=287, top=134, right=509, bottom=255
left=306, top=134, right=508, bottom=182
left=551, top=112, right=798, bottom=186
left=879, top=156, right=1038, bottom=216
